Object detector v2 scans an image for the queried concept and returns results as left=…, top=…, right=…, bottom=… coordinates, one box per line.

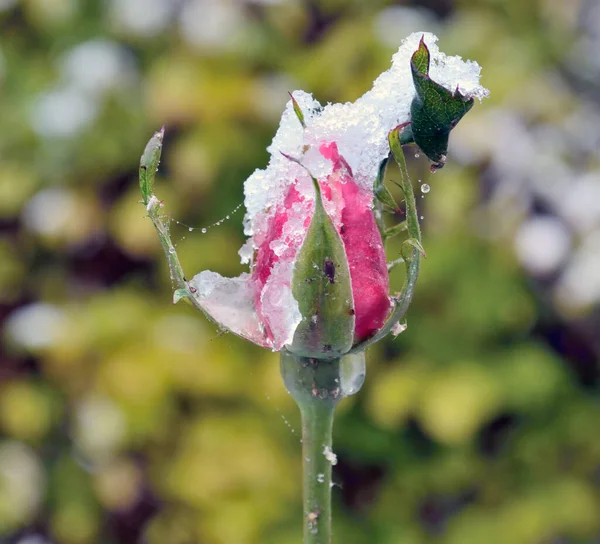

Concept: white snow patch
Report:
left=323, top=445, right=338, bottom=465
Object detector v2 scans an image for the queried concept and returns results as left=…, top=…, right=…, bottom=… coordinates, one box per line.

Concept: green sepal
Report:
left=139, top=126, right=164, bottom=206
left=349, top=127, right=422, bottom=354
left=373, top=157, right=401, bottom=214
left=410, top=36, right=474, bottom=170
left=289, top=177, right=355, bottom=359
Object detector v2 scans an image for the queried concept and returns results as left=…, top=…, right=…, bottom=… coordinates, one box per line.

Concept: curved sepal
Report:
left=139, top=129, right=271, bottom=349
left=410, top=36, right=474, bottom=171
left=350, top=127, right=422, bottom=353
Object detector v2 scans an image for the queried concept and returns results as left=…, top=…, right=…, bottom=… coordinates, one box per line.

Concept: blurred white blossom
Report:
left=514, top=216, right=571, bottom=276
left=30, top=86, right=98, bottom=138
left=179, top=0, right=246, bottom=51
left=4, top=303, right=66, bottom=351
left=60, top=39, right=137, bottom=95
left=108, top=0, right=174, bottom=36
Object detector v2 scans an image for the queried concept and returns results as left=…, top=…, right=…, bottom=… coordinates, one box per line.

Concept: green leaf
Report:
left=139, top=126, right=164, bottom=205
left=290, top=178, right=355, bottom=359
left=409, top=37, right=474, bottom=170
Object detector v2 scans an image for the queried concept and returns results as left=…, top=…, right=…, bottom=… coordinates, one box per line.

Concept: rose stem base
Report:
left=280, top=351, right=366, bottom=544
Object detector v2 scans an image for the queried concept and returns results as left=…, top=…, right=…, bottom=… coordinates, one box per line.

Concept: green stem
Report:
left=300, top=399, right=335, bottom=543
left=280, top=351, right=366, bottom=544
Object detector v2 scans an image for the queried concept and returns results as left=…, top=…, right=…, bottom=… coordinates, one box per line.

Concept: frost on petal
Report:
left=258, top=260, right=302, bottom=350
left=242, top=91, right=323, bottom=241
left=320, top=143, right=390, bottom=341
left=189, top=271, right=271, bottom=348
left=252, top=183, right=309, bottom=349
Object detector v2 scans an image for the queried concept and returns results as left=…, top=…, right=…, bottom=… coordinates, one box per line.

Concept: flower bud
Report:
left=251, top=143, right=390, bottom=358
left=409, top=36, right=474, bottom=171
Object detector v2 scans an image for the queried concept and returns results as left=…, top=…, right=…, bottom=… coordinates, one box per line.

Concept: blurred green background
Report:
left=1, top=0, right=600, bottom=543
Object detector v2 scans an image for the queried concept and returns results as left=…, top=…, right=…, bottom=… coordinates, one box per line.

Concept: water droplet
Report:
left=420, top=215, right=424, bottom=220
left=421, top=184, right=431, bottom=194
left=317, top=474, right=325, bottom=483
left=414, top=153, right=420, bottom=158
left=188, top=227, right=193, bottom=232
left=168, top=248, right=175, bottom=254
left=226, top=215, right=230, bottom=219
left=201, top=228, right=207, bottom=234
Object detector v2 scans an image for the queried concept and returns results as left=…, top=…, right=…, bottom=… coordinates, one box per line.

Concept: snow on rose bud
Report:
left=250, top=141, right=390, bottom=358
left=142, top=32, right=489, bottom=357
